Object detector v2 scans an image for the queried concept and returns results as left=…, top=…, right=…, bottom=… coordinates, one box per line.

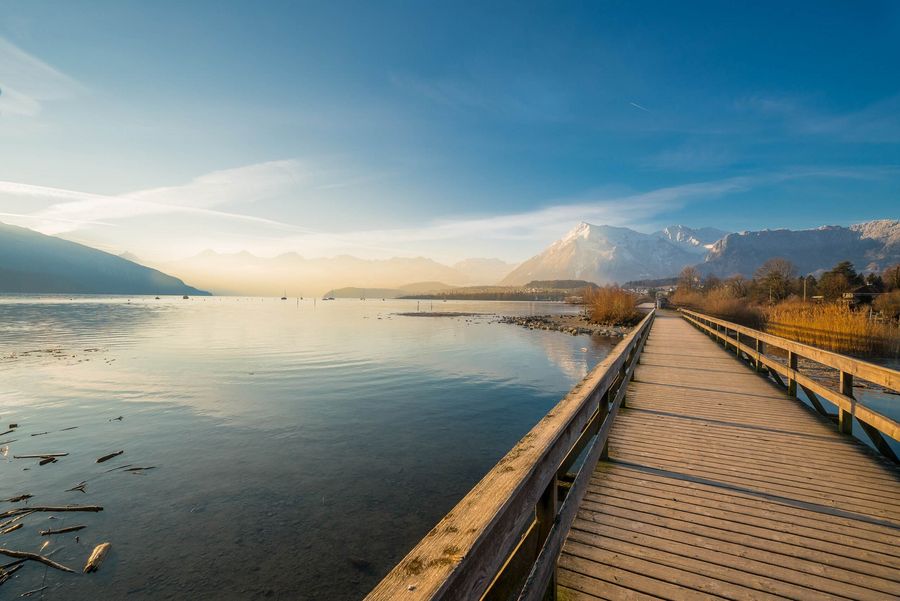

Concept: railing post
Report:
left=535, top=481, right=558, bottom=601
left=839, top=371, right=854, bottom=435
left=735, top=332, right=741, bottom=358
left=755, top=339, right=765, bottom=372
left=788, top=351, right=797, bottom=397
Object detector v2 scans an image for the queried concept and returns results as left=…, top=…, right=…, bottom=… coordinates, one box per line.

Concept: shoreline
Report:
left=498, top=313, right=631, bottom=337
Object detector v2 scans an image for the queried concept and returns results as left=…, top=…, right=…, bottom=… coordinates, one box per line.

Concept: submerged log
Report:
left=83, top=542, right=111, bottom=573
left=40, top=525, right=86, bottom=536
left=13, top=453, right=68, bottom=459
left=0, top=548, right=74, bottom=573
left=0, top=506, right=102, bottom=520
left=96, top=450, right=123, bottom=463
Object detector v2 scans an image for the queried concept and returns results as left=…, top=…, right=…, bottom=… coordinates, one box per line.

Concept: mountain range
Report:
left=502, top=220, right=899, bottom=285
left=2, top=219, right=898, bottom=295
left=154, top=251, right=517, bottom=296
left=0, top=222, right=208, bottom=295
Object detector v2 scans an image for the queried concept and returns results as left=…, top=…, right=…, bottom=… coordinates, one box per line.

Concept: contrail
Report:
left=629, top=102, right=651, bottom=113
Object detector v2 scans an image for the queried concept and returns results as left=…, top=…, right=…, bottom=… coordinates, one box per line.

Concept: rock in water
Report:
left=83, top=542, right=111, bottom=573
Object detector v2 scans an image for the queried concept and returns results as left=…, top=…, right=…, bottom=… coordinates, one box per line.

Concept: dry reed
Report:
left=766, top=301, right=900, bottom=356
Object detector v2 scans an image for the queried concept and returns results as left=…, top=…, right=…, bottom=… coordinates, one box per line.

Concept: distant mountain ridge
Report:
left=160, top=251, right=515, bottom=296
left=501, top=219, right=899, bottom=285
left=701, top=219, right=900, bottom=276
left=0, top=222, right=209, bottom=295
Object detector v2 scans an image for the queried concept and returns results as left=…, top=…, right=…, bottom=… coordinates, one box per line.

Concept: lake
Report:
left=0, top=296, right=619, bottom=600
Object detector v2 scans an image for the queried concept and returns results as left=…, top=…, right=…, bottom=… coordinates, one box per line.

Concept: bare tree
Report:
left=754, top=258, right=796, bottom=302
left=678, top=266, right=700, bottom=290
left=884, top=263, right=900, bottom=291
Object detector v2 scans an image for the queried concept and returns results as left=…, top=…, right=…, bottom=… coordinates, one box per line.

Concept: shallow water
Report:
left=0, top=296, right=619, bottom=600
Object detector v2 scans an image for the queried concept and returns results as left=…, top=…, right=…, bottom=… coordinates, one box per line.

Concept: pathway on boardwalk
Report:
left=559, top=312, right=900, bottom=601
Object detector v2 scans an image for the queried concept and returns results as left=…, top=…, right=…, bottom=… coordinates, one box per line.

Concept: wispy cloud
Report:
left=736, top=93, right=900, bottom=143
left=0, top=161, right=891, bottom=262
left=0, top=36, right=83, bottom=117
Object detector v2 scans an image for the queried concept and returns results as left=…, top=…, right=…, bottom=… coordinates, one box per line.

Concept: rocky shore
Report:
left=498, top=313, right=631, bottom=337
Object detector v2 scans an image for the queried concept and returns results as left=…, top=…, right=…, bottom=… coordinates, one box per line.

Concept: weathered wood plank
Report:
left=559, top=312, right=900, bottom=601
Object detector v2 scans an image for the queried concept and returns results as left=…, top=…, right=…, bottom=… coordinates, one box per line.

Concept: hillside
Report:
left=701, top=220, right=900, bottom=276
left=0, top=222, right=209, bottom=295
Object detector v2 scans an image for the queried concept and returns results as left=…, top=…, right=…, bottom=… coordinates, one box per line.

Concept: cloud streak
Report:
left=0, top=36, right=83, bottom=117
left=0, top=161, right=892, bottom=262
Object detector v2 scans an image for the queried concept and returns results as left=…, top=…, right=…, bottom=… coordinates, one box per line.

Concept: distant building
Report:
left=841, top=285, right=883, bottom=308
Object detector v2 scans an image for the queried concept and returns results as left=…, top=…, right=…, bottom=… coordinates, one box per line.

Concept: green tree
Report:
left=818, top=261, right=862, bottom=300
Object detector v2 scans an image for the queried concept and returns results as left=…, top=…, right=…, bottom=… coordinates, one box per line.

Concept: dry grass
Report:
left=670, top=288, right=764, bottom=328
left=585, top=286, right=641, bottom=326
left=766, top=301, right=900, bottom=356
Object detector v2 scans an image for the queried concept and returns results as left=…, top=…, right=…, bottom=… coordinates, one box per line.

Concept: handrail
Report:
left=366, top=310, right=655, bottom=601
left=680, top=309, right=899, bottom=463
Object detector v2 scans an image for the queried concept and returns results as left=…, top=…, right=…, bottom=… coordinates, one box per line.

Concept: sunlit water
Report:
left=0, top=296, right=620, bottom=600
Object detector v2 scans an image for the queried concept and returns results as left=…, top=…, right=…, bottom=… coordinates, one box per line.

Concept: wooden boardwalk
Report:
left=558, top=312, right=900, bottom=600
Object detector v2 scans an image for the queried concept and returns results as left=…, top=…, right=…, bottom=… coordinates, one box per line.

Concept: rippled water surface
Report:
left=0, top=296, right=620, bottom=600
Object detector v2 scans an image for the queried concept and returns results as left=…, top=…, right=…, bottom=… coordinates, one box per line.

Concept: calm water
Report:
left=0, top=296, right=619, bottom=600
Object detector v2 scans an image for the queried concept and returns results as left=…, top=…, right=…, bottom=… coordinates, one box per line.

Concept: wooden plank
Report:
left=559, top=312, right=900, bottom=601
left=680, top=309, right=900, bottom=390
left=570, top=511, right=892, bottom=600
left=683, top=313, right=900, bottom=445
left=594, top=465, right=900, bottom=541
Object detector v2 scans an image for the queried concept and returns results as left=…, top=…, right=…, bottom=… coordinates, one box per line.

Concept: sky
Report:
left=1, top=1, right=899, bottom=264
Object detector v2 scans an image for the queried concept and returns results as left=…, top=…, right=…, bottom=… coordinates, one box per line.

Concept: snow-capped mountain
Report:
left=500, top=222, right=698, bottom=285
left=701, top=219, right=900, bottom=276
left=654, top=225, right=729, bottom=254
left=501, top=219, right=899, bottom=286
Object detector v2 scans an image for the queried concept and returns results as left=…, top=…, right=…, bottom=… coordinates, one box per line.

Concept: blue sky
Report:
left=1, top=1, right=898, bottom=262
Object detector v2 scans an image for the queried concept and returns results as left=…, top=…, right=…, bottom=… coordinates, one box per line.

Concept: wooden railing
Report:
left=366, top=310, right=655, bottom=601
left=681, top=309, right=900, bottom=463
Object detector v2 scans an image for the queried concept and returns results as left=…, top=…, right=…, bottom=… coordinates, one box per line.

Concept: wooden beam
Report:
left=680, top=309, right=900, bottom=390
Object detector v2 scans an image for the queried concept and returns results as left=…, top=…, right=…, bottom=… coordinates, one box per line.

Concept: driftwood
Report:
left=39, top=457, right=57, bottom=466
left=66, top=482, right=87, bottom=493
left=0, top=439, right=17, bottom=445
left=125, top=466, right=156, bottom=473
left=1, top=495, right=32, bottom=503
left=0, top=548, right=74, bottom=573
left=13, top=453, right=68, bottom=459
left=40, top=525, right=86, bottom=536
left=96, top=450, right=123, bottom=463
left=0, top=523, right=22, bottom=535
left=20, top=585, right=48, bottom=597
left=83, top=542, right=110, bottom=573
left=0, top=512, right=34, bottom=531
left=30, top=432, right=49, bottom=437
left=60, top=426, right=78, bottom=431
left=104, top=464, right=132, bottom=473
left=0, top=431, right=13, bottom=437
left=0, top=506, right=102, bottom=520
left=0, top=562, right=23, bottom=585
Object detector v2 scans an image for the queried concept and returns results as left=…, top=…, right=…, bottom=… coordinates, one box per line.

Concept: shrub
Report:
left=874, top=290, right=900, bottom=320
left=585, top=286, right=641, bottom=325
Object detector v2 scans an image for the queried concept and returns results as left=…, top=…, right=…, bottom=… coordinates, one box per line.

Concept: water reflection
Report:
left=0, top=297, right=614, bottom=600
